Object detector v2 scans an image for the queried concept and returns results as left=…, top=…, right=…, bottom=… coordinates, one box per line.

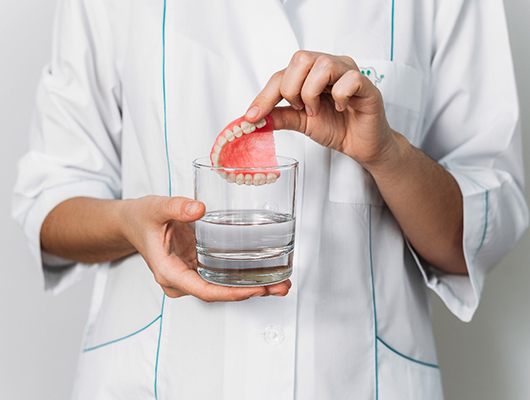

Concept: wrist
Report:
left=114, top=199, right=137, bottom=251
left=360, top=130, right=411, bottom=177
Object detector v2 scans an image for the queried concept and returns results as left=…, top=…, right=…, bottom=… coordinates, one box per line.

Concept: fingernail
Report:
left=305, top=105, right=313, bottom=117
left=335, top=103, right=344, bottom=112
left=185, top=201, right=201, bottom=216
left=245, top=106, right=260, bottom=119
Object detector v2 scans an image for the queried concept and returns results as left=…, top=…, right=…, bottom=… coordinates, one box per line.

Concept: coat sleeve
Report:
left=413, top=0, right=529, bottom=321
left=12, top=0, right=123, bottom=294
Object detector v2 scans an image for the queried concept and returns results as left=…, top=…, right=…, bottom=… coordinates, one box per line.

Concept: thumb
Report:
left=269, top=106, right=308, bottom=134
left=159, top=196, right=205, bottom=223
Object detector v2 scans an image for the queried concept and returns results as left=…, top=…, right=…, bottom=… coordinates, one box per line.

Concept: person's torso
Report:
left=74, top=1, right=443, bottom=399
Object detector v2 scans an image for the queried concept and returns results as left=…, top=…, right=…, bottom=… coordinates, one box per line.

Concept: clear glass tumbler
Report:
left=193, top=156, right=298, bottom=286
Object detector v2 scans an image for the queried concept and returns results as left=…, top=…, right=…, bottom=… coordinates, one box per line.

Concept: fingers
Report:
left=247, top=51, right=359, bottom=121
left=280, top=51, right=319, bottom=111
left=265, top=280, right=291, bottom=296
left=152, top=253, right=282, bottom=302
left=171, top=268, right=269, bottom=302
left=300, top=54, right=352, bottom=116
left=177, top=270, right=293, bottom=302
left=154, top=254, right=292, bottom=302
left=331, top=69, right=377, bottom=112
left=245, top=70, right=284, bottom=123
left=157, top=196, right=205, bottom=223
left=246, top=51, right=322, bottom=123
left=269, top=106, right=307, bottom=133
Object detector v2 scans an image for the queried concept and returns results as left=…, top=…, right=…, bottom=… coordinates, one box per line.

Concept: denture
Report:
left=210, top=115, right=280, bottom=185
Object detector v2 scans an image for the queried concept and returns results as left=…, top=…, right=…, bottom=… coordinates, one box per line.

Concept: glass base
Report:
left=197, top=265, right=292, bottom=287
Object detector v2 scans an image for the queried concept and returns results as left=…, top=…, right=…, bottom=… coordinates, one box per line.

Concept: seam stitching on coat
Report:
left=154, top=295, right=166, bottom=399
left=390, top=0, right=395, bottom=61
left=369, top=207, right=439, bottom=400
left=376, top=336, right=440, bottom=369
left=83, top=315, right=162, bottom=352
left=162, top=0, right=172, bottom=196
left=154, top=1, right=170, bottom=398
left=368, top=206, right=379, bottom=400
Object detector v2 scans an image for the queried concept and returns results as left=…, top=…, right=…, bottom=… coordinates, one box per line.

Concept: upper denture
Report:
left=209, top=115, right=280, bottom=186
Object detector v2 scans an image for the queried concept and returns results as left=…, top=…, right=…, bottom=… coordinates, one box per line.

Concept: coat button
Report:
left=263, top=325, right=285, bottom=344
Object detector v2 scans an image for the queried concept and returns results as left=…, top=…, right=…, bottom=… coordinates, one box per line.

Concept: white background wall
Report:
left=0, top=1, right=529, bottom=399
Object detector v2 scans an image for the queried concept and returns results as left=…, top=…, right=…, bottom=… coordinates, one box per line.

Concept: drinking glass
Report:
left=193, top=156, right=298, bottom=286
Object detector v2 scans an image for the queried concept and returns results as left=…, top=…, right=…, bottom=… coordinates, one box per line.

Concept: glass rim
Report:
left=192, top=156, right=298, bottom=172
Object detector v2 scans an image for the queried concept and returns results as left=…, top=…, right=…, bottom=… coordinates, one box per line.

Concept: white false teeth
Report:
left=253, top=173, right=266, bottom=185
left=212, top=118, right=280, bottom=184
left=233, top=125, right=243, bottom=138
left=224, top=129, right=234, bottom=142
left=266, top=173, right=278, bottom=184
left=241, top=121, right=256, bottom=134
left=217, top=136, right=227, bottom=146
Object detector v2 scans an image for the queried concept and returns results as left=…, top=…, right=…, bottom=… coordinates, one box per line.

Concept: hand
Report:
left=245, top=51, right=398, bottom=167
left=119, top=196, right=291, bottom=301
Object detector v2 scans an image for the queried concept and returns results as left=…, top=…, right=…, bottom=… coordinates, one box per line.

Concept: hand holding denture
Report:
left=244, top=51, right=396, bottom=167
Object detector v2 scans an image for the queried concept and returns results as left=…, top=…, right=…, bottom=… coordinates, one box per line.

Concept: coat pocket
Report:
left=328, top=60, right=425, bottom=205
left=73, top=318, right=160, bottom=400
left=378, top=337, right=444, bottom=400
left=359, top=59, right=425, bottom=144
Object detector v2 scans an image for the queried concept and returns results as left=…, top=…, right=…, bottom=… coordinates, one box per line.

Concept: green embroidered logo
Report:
left=360, top=67, right=385, bottom=86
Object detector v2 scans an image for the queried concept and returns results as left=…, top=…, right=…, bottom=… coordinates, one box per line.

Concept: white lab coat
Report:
left=12, top=0, right=528, bottom=399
